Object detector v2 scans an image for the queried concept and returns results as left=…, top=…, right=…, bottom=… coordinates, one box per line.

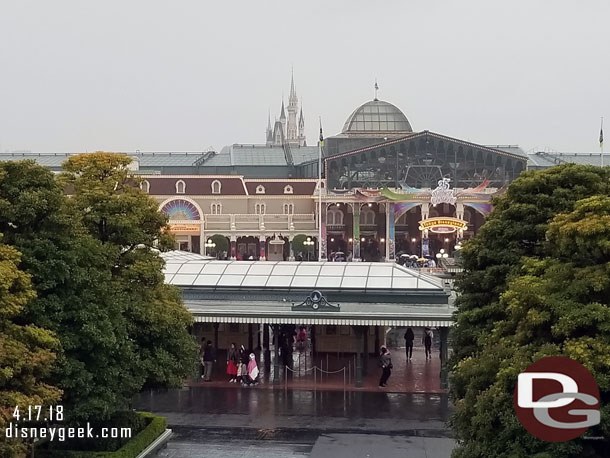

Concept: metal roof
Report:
left=342, top=99, right=413, bottom=134
left=527, top=152, right=605, bottom=168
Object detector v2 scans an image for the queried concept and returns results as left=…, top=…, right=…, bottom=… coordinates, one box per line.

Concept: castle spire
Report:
left=280, top=100, right=286, bottom=119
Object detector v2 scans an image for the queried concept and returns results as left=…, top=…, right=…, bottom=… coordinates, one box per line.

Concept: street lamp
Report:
left=204, top=238, right=216, bottom=257
left=304, top=236, right=315, bottom=261
left=435, top=248, right=449, bottom=260
left=454, top=241, right=463, bottom=251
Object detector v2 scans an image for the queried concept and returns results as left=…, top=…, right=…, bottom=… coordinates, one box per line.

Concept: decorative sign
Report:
left=431, top=178, right=456, bottom=206
left=419, top=217, right=468, bottom=234
left=168, top=224, right=200, bottom=234
left=292, top=290, right=340, bottom=312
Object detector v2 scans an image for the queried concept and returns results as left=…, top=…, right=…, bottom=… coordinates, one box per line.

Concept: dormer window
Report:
left=211, top=180, right=221, bottom=194
left=256, top=185, right=266, bottom=194
left=176, top=180, right=186, bottom=194
left=140, top=180, right=150, bottom=193
left=284, top=185, right=294, bottom=194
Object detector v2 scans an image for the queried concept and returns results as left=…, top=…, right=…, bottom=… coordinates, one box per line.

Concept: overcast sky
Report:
left=1, top=0, right=608, bottom=154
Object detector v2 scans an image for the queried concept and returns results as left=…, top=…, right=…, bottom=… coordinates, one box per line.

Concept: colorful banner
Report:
left=388, top=203, right=395, bottom=261
left=422, top=239, right=429, bottom=257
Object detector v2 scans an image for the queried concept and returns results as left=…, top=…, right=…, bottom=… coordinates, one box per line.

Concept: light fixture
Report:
left=411, top=237, right=417, bottom=243
left=440, top=249, right=445, bottom=254
left=380, top=238, right=385, bottom=243
left=330, top=237, right=335, bottom=242
left=368, top=203, right=372, bottom=207
left=348, top=238, right=353, bottom=243
left=444, top=238, right=449, bottom=243
left=361, top=237, right=365, bottom=242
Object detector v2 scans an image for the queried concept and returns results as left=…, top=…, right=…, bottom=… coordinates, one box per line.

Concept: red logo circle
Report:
left=514, top=356, right=600, bottom=442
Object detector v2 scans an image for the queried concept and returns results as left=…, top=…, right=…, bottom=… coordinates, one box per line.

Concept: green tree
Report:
left=292, top=234, right=315, bottom=257
left=60, top=153, right=197, bottom=390
left=0, top=236, right=61, bottom=458
left=207, top=234, right=229, bottom=257
left=451, top=190, right=610, bottom=456
left=0, top=160, right=138, bottom=422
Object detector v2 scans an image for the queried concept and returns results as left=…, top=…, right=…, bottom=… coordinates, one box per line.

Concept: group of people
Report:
left=403, top=326, right=434, bottom=360
left=379, top=327, right=435, bottom=388
left=199, top=339, right=259, bottom=386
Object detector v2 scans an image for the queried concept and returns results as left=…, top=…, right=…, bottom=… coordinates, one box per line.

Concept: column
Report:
left=353, top=326, right=364, bottom=387
left=374, top=327, right=380, bottom=356
left=420, top=203, right=430, bottom=257
left=248, top=324, right=253, bottom=351
left=230, top=235, right=237, bottom=260
left=273, top=324, right=281, bottom=385
left=352, top=205, right=361, bottom=261
left=288, top=235, right=295, bottom=261
left=213, top=323, right=219, bottom=349
left=385, top=203, right=396, bottom=262
left=440, top=327, right=449, bottom=390
left=362, top=326, right=369, bottom=376
left=259, top=236, right=266, bottom=261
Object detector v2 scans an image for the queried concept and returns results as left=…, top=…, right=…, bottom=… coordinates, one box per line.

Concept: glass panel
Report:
left=392, top=277, right=418, bottom=289
left=368, top=266, right=393, bottom=277
left=345, top=265, right=369, bottom=276
left=164, top=263, right=182, bottom=274
left=201, top=263, right=228, bottom=274
left=177, top=263, right=206, bottom=274
left=316, top=276, right=343, bottom=288
left=217, top=275, right=245, bottom=286
left=320, top=265, right=345, bottom=276
left=271, top=264, right=297, bottom=275
left=341, top=277, right=366, bottom=288
left=291, top=276, right=318, bottom=287
left=241, top=275, right=269, bottom=287
left=193, top=275, right=221, bottom=286
left=296, top=265, right=321, bottom=276
left=224, top=264, right=251, bottom=275
left=249, top=264, right=274, bottom=275
left=366, top=277, right=392, bottom=288
left=266, top=276, right=293, bottom=287
left=164, top=273, right=175, bottom=283
left=171, top=274, right=197, bottom=286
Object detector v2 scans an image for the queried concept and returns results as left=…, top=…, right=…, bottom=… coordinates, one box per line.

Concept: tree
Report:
left=451, top=164, right=610, bottom=371
left=0, top=236, right=61, bottom=457
left=451, top=189, right=610, bottom=456
left=0, top=160, right=138, bottom=422
left=60, top=153, right=197, bottom=391
left=208, top=234, right=229, bottom=257
left=292, top=234, right=314, bottom=257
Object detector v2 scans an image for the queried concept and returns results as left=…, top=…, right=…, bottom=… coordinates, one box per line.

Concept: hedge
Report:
left=35, top=412, right=168, bottom=458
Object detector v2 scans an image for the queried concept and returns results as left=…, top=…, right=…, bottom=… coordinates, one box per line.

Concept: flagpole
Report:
left=318, top=117, right=323, bottom=261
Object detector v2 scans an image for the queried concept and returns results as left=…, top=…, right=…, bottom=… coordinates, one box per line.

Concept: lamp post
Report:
left=435, top=248, right=449, bottom=263
left=304, top=236, right=315, bottom=261
left=204, top=238, right=216, bottom=258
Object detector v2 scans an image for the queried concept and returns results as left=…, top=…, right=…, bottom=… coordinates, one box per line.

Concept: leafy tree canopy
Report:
left=451, top=169, right=610, bottom=457
left=0, top=236, right=61, bottom=457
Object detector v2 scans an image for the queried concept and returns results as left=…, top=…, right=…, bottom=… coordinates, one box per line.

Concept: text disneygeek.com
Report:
left=4, top=423, right=132, bottom=442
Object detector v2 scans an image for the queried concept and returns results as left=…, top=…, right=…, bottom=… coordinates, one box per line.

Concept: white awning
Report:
left=192, top=315, right=452, bottom=327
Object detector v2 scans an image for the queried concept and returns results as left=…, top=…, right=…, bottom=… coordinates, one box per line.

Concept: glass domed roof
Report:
left=342, top=99, right=412, bottom=134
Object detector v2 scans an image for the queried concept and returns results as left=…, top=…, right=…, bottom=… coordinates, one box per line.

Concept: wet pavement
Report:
left=134, top=387, right=454, bottom=457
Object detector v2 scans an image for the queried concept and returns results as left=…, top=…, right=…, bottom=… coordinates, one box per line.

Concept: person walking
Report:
left=404, top=327, right=414, bottom=361
left=243, top=353, right=260, bottom=386
left=226, top=342, right=239, bottom=383
left=423, top=327, right=433, bottom=360
left=203, top=340, right=217, bottom=381
left=378, top=346, right=392, bottom=388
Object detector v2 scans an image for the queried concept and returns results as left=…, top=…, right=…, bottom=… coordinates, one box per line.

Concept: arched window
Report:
left=283, top=203, right=294, bottom=214
left=175, top=180, right=186, bottom=194
left=211, top=180, right=221, bottom=194
left=360, top=208, right=375, bottom=225
left=210, top=203, right=222, bottom=215
left=255, top=203, right=266, bottom=214
left=284, top=185, right=294, bottom=194
left=140, top=180, right=150, bottom=193
left=256, top=184, right=266, bottom=194
left=327, top=208, right=343, bottom=225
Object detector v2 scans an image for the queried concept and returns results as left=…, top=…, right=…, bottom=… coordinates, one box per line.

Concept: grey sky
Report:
left=1, top=0, right=608, bottom=154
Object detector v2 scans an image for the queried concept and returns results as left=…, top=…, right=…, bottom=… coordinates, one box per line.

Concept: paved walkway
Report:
left=135, top=387, right=454, bottom=458
left=191, top=346, right=443, bottom=394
